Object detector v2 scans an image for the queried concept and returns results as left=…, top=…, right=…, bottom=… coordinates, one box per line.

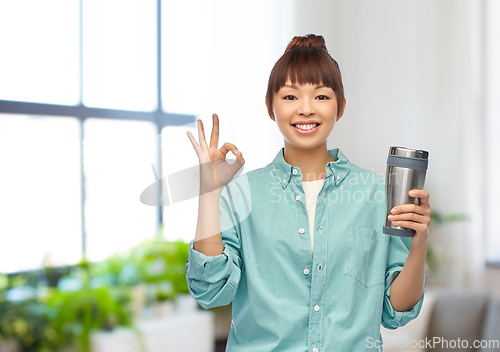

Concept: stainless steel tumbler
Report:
left=383, top=146, right=429, bottom=237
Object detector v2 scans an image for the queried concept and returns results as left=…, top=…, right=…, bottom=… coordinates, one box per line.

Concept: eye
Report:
left=283, top=95, right=296, bottom=100
left=316, top=95, right=330, bottom=100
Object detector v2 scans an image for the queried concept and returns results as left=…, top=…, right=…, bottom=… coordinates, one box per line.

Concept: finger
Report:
left=220, top=142, right=238, bottom=156
left=186, top=131, right=202, bottom=155
left=391, top=204, right=432, bottom=218
left=197, top=119, right=209, bottom=151
left=388, top=212, right=430, bottom=226
left=210, top=113, right=220, bottom=149
left=236, top=150, right=245, bottom=163
left=409, top=189, right=430, bottom=208
left=232, top=150, right=244, bottom=164
left=390, top=220, right=428, bottom=234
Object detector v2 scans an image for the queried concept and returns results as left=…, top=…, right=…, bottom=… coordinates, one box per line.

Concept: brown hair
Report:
left=265, top=34, right=344, bottom=119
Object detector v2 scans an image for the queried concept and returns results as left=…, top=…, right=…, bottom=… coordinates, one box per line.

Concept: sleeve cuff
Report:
left=382, top=269, right=427, bottom=329
left=185, top=239, right=234, bottom=283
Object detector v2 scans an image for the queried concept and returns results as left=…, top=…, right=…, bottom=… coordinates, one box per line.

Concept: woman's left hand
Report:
left=387, top=189, right=432, bottom=249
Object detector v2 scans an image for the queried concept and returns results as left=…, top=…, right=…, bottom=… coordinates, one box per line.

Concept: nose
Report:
left=298, top=99, right=315, bottom=116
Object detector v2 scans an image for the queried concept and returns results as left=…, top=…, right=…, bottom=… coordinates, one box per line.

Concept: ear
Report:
left=336, top=97, right=346, bottom=122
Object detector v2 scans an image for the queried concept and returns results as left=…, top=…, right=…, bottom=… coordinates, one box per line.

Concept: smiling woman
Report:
left=264, top=35, right=346, bottom=171
left=185, top=34, right=428, bottom=352
left=264, top=35, right=346, bottom=178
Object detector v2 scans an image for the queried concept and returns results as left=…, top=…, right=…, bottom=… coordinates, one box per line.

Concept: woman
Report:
left=185, top=34, right=431, bottom=352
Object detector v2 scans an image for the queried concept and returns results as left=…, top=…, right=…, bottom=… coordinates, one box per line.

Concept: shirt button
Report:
left=313, top=348, right=319, bottom=352
left=314, top=305, right=320, bottom=311
left=303, top=269, right=309, bottom=275
left=337, top=174, right=340, bottom=181
left=292, top=169, right=298, bottom=175
left=299, top=228, right=305, bottom=234
left=283, top=179, right=287, bottom=184
left=318, top=263, right=322, bottom=271
left=295, top=195, right=301, bottom=201
left=319, top=226, right=323, bottom=231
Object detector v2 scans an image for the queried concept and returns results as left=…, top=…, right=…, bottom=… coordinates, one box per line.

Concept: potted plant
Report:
left=130, top=230, right=193, bottom=316
left=44, top=259, right=144, bottom=352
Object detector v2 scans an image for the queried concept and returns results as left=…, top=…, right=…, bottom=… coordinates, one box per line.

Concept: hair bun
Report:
left=285, top=34, right=327, bottom=52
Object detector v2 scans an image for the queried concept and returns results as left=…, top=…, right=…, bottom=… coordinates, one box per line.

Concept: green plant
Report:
left=0, top=229, right=192, bottom=352
left=425, top=211, right=469, bottom=276
left=0, top=295, right=55, bottom=352
left=130, top=232, right=190, bottom=299
left=45, top=284, right=134, bottom=352
left=39, top=259, right=145, bottom=352
left=89, top=253, right=141, bottom=288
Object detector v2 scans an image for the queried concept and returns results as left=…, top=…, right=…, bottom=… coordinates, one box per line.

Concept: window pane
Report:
left=84, top=118, right=157, bottom=262
left=161, top=0, right=210, bottom=115
left=83, top=0, right=157, bottom=112
left=0, top=0, right=80, bottom=105
left=0, top=114, right=82, bottom=273
left=161, top=123, right=198, bottom=243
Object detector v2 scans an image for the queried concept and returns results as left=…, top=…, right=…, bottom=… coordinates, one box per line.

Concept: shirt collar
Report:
left=271, top=147, right=352, bottom=190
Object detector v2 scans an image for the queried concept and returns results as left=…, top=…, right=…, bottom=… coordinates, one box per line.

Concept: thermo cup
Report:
left=383, top=146, right=429, bottom=237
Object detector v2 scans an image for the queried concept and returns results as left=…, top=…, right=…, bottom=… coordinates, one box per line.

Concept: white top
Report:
left=300, top=178, right=325, bottom=256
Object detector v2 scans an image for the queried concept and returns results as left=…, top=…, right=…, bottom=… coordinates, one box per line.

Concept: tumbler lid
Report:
left=389, top=146, right=429, bottom=159
left=387, top=146, right=429, bottom=170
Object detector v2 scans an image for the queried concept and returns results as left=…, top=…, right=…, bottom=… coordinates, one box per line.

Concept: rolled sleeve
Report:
left=381, top=234, right=426, bottom=330
left=186, top=239, right=238, bottom=283
left=382, top=268, right=426, bottom=329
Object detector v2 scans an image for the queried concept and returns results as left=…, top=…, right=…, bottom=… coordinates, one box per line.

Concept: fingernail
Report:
left=391, top=208, right=396, bottom=213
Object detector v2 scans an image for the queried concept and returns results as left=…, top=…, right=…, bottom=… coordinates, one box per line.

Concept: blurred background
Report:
left=0, top=0, right=499, bottom=351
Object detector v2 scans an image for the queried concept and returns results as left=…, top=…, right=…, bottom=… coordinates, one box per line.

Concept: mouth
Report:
left=291, top=123, right=321, bottom=134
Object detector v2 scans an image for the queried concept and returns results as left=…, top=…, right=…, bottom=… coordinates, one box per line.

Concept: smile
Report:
left=291, top=123, right=321, bottom=134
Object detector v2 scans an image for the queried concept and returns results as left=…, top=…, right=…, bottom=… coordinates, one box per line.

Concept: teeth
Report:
left=295, top=124, right=318, bottom=130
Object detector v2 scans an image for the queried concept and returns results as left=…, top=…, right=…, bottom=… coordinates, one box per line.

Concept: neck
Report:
left=283, top=141, right=337, bottom=182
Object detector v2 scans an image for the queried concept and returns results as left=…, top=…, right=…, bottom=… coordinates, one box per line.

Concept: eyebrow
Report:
left=284, top=84, right=329, bottom=89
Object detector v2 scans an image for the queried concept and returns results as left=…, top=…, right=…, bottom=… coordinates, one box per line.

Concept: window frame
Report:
left=0, top=0, right=195, bottom=274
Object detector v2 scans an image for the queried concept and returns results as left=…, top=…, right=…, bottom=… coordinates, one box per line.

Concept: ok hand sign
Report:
left=186, top=114, right=245, bottom=196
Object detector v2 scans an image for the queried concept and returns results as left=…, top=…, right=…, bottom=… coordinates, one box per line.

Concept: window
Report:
left=0, top=0, right=195, bottom=273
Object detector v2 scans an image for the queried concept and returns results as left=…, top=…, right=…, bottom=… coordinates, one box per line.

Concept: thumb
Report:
left=229, top=155, right=245, bottom=176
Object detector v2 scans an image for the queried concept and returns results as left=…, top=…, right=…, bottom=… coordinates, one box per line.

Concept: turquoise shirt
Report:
left=185, top=147, right=426, bottom=352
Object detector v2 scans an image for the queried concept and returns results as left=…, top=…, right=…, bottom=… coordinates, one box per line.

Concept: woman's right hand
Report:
left=186, top=113, right=245, bottom=196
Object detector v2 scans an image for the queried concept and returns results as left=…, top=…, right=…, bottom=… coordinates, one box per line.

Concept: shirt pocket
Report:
left=344, top=224, right=389, bottom=288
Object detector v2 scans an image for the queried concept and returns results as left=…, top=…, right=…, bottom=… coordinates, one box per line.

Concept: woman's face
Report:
left=272, top=80, right=345, bottom=150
